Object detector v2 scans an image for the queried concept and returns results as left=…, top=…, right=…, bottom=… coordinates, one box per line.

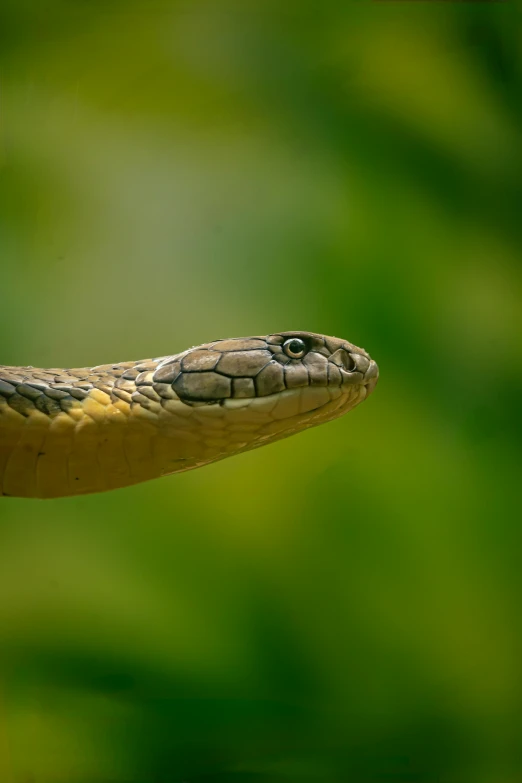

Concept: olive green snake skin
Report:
left=0, top=332, right=378, bottom=498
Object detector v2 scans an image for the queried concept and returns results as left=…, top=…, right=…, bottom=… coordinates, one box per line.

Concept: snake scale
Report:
left=0, top=332, right=378, bottom=499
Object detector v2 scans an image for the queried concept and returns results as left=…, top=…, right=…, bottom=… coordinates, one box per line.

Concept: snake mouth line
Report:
left=217, top=383, right=366, bottom=422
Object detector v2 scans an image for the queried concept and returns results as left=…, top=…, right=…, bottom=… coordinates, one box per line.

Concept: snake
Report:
left=0, top=332, right=378, bottom=499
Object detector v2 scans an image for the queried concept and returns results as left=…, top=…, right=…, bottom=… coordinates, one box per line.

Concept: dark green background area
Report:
left=1, top=2, right=521, bottom=781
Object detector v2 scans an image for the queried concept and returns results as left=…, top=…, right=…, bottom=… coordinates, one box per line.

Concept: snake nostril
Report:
left=329, top=348, right=357, bottom=373
left=345, top=354, right=356, bottom=372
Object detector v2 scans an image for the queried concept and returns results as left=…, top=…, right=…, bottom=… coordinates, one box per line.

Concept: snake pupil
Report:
left=283, top=338, right=306, bottom=359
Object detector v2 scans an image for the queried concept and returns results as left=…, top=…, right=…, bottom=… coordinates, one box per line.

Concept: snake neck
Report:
left=0, top=356, right=193, bottom=498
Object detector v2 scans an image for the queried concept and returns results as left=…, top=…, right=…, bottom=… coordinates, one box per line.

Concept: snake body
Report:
left=0, top=332, right=378, bottom=499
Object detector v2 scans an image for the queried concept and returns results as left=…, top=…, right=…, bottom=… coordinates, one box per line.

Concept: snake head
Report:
left=152, top=332, right=378, bottom=460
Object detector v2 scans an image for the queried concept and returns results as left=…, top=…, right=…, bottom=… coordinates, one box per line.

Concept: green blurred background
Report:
left=1, top=2, right=521, bottom=781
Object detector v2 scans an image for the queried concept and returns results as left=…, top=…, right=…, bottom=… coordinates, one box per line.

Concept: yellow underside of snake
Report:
left=0, top=331, right=378, bottom=499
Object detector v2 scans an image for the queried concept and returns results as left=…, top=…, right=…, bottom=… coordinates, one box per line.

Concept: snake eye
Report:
left=283, top=338, right=307, bottom=359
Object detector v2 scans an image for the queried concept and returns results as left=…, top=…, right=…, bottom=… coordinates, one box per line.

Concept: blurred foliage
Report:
left=1, top=1, right=522, bottom=781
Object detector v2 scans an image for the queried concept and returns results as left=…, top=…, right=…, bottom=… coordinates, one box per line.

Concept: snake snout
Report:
left=328, top=345, right=378, bottom=396
left=363, top=359, right=379, bottom=396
